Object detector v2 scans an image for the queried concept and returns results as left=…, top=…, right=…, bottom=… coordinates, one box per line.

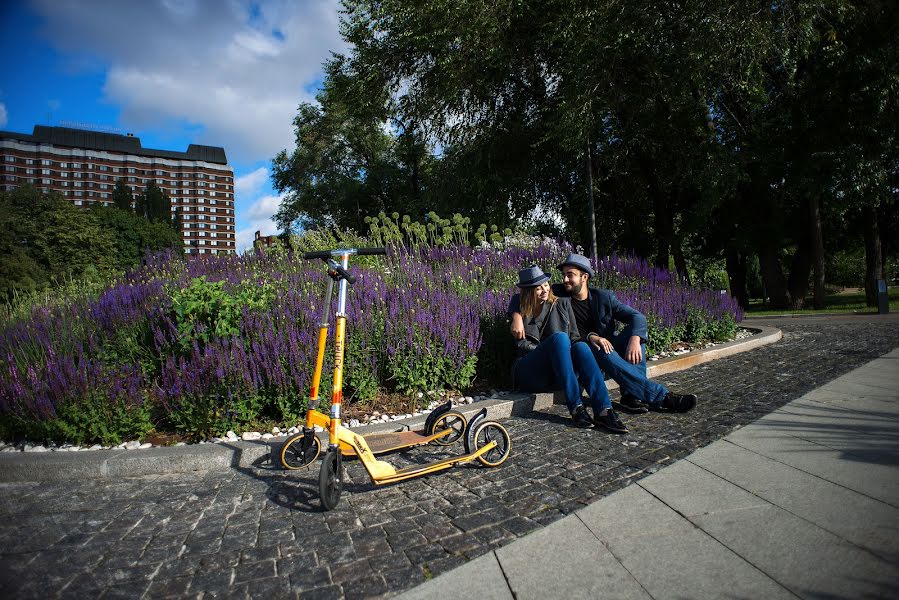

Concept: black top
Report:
left=570, top=296, right=596, bottom=340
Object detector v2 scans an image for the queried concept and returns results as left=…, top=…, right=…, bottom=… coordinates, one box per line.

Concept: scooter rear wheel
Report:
left=472, top=422, right=511, bottom=467
left=429, top=411, right=467, bottom=446
left=319, top=448, right=343, bottom=510
left=280, top=431, right=321, bottom=469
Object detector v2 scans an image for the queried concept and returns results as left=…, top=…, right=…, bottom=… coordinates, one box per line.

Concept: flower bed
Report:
left=0, top=240, right=742, bottom=445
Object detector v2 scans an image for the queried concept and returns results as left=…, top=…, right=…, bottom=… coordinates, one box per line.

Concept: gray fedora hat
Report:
left=557, top=253, right=595, bottom=277
left=517, top=265, right=551, bottom=288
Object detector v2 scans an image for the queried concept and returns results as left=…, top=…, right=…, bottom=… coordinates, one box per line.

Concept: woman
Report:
left=511, top=265, right=627, bottom=433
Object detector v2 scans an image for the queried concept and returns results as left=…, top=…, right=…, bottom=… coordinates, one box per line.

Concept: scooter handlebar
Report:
left=328, top=261, right=357, bottom=285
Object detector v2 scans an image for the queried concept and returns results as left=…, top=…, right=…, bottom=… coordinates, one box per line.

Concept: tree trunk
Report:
left=585, top=140, right=598, bottom=259
left=788, top=239, right=812, bottom=310
left=673, top=239, right=690, bottom=285
left=635, top=152, right=672, bottom=270
left=809, top=195, right=826, bottom=309
left=862, top=204, right=883, bottom=306
left=726, top=250, right=749, bottom=309
left=760, top=247, right=790, bottom=309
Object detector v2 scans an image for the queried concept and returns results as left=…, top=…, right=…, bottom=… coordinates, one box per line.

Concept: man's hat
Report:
left=557, top=253, right=595, bottom=277
left=517, top=265, right=551, bottom=288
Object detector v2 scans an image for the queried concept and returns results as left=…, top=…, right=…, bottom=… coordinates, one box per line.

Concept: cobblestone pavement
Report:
left=2, top=316, right=898, bottom=600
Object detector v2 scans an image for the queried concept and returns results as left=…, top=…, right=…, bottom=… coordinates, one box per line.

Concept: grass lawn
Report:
left=746, top=286, right=899, bottom=316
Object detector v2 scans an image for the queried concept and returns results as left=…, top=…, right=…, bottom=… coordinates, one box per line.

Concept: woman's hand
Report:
left=510, top=312, right=525, bottom=340
left=589, top=335, right=613, bottom=354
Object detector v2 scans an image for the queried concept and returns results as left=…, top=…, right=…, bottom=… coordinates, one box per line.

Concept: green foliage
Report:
left=112, top=178, right=134, bottom=211
left=89, top=206, right=182, bottom=272
left=137, top=181, right=172, bottom=224
left=0, top=396, right=152, bottom=447
left=167, top=276, right=276, bottom=350
left=0, top=185, right=118, bottom=303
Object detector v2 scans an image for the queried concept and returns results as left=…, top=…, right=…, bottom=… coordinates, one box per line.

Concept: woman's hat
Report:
left=517, top=265, right=551, bottom=288
left=557, top=253, right=595, bottom=277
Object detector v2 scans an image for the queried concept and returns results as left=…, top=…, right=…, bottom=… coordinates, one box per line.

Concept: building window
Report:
left=100, top=165, right=109, bottom=171
left=4, top=165, right=14, bottom=172
left=4, top=156, right=14, bottom=162
left=42, top=159, right=52, bottom=166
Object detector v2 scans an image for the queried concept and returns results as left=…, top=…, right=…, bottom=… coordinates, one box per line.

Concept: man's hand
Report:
left=625, top=336, right=643, bottom=364
left=510, top=312, right=525, bottom=340
left=590, top=335, right=613, bottom=354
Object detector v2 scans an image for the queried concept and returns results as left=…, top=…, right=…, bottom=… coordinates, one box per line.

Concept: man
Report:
left=509, top=253, right=697, bottom=415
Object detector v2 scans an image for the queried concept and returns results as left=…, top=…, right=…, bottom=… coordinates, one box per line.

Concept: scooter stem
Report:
left=328, top=253, right=350, bottom=446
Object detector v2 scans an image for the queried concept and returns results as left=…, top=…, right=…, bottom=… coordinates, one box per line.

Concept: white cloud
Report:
left=236, top=192, right=284, bottom=253
left=235, top=166, right=269, bottom=200
left=0, top=103, right=7, bottom=128
left=31, top=0, right=346, bottom=163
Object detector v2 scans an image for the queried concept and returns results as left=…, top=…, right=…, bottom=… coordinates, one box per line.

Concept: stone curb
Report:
left=0, top=325, right=781, bottom=483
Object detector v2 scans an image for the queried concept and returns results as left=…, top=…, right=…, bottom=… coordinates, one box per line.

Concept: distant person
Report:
left=509, top=254, right=697, bottom=414
left=510, top=265, right=627, bottom=433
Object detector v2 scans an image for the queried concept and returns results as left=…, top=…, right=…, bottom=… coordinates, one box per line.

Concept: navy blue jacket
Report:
left=509, top=284, right=647, bottom=343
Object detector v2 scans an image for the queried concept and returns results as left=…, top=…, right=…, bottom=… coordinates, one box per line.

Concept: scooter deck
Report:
left=367, top=441, right=498, bottom=485
left=362, top=429, right=429, bottom=454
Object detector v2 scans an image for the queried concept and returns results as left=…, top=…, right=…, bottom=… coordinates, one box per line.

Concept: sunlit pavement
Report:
left=1, top=314, right=897, bottom=599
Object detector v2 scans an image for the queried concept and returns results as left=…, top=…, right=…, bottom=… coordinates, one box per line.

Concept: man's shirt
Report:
left=570, top=295, right=596, bottom=341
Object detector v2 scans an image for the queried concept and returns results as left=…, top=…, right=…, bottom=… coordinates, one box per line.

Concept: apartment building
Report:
left=0, top=125, right=236, bottom=255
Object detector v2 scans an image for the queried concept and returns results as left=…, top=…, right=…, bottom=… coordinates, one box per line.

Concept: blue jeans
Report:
left=514, top=332, right=611, bottom=414
left=591, top=326, right=668, bottom=405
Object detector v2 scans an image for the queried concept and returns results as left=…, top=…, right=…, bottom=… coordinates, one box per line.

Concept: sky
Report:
left=0, top=0, right=347, bottom=252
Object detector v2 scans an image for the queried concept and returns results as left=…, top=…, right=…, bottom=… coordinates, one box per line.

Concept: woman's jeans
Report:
left=514, top=332, right=611, bottom=414
left=590, top=326, right=668, bottom=405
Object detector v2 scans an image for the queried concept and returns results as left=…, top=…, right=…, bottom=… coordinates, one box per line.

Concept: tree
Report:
left=137, top=181, right=172, bottom=223
left=89, top=206, right=182, bottom=272
left=112, top=179, right=134, bottom=212
left=0, top=185, right=117, bottom=301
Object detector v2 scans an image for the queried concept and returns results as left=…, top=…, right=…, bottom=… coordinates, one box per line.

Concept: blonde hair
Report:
left=520, top=284, right=556, bottom=320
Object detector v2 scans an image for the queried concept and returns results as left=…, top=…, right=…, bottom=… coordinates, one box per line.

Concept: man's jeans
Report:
left=590, top=326, right=668, bottom=405
left=514, top=332, right=611, bottom=414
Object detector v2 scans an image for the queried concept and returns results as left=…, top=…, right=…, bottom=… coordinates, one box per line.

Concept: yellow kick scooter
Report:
left=279, top=249, right=469, bottom=470
left=286, top=248, right=512, bottom=510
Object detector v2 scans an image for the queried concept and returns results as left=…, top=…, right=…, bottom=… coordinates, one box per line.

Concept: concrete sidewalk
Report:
left=398, top=348, right=899, bottom=600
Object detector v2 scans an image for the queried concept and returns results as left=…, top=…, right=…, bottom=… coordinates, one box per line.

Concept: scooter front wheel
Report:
left=280, top=431, right=321, bottom=469
left=319, top=447, right=343, bottom=510
left=429, top=411, right=467, bottom=446
left=473, top=422, right=511, bottom=467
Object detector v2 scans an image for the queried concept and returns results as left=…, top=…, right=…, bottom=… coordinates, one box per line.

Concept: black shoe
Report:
left=571, top=405, right=594, bottom=428
left=618, top=392, right=649, bottom=414
left=594, top=409, right=628, bottom=434
left=662, top=392, right=697, bottom=413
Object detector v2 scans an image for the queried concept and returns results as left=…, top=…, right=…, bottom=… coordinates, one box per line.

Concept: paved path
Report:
left=399, top=343, right=899, bottom=600
left=0, top=315, right=897, bottom=599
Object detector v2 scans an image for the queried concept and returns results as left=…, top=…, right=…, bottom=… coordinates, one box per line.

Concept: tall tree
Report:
left=137, top=181, right=171, bottom=223
left=112, top=178, right=134, bottom=212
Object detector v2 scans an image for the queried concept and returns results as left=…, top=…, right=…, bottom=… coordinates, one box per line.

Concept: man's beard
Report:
left=565, top=281, right=583, bottom=296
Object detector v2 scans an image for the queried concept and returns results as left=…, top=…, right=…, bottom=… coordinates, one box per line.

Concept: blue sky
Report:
left=0, top=0, right=345, bottom=251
